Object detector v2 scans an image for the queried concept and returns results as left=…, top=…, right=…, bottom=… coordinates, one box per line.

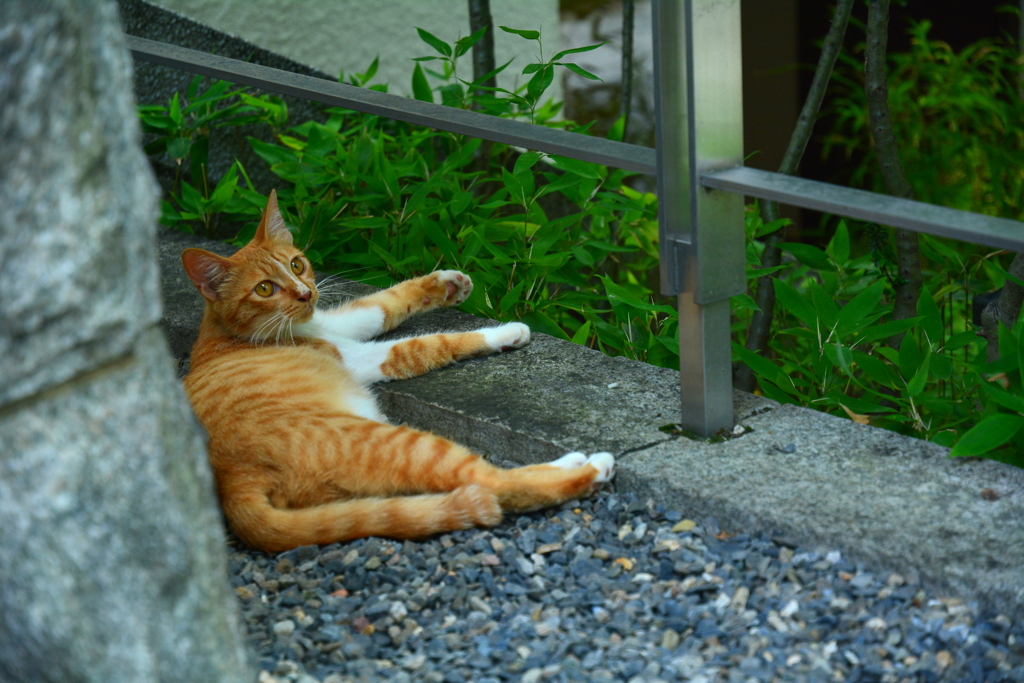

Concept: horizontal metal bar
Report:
left=126, top=36, right=657, bottom=175
left=703, top=166, right=1024, bottom=252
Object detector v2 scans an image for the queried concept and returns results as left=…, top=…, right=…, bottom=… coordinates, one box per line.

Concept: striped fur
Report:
left=181, top=191, right=615, bottom=552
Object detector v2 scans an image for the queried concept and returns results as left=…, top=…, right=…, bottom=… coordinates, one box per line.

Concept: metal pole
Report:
left=652, top=0, right=745, bottom=436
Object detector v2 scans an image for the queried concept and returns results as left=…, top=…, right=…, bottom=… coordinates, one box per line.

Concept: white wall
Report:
left=150, top=0, right=561, bottom=100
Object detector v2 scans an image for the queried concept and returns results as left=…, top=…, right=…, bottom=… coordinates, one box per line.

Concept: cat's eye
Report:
left=290, top=257, right=305, bottom=275
left=254, top=281, right=275, bottom=297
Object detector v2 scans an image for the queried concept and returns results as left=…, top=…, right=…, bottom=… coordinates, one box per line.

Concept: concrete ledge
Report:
left=159, top=228, right=1024, bottom=617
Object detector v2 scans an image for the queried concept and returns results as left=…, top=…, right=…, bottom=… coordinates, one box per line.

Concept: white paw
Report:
left=586, top=452, right=615, bottom=483
left=434, top=270, right=473, bottom=305
left=482, top=322, right=531, bottom=351
left=549, top=452, right=588, bottom=470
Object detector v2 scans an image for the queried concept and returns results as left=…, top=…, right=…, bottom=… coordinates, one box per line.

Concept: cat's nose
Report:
left=297, top=289, right=312, bottom=303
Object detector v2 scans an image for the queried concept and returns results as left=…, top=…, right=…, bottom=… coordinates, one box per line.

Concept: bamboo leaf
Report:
left=416, top=28, right=452, bottom=57
left=498, top=26, right=540, bottom=40
left=411, top=63, right=434, bottom=103
left=950, top=413, right=1024, bottom=457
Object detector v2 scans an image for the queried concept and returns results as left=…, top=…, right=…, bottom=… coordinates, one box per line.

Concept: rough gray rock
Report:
left=0, top=0, right=161, bottom=406
left=0, top=2, right=254, bottom=681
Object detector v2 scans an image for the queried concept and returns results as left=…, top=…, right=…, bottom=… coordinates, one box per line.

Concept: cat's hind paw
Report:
left=482, top=322, right=531, bottom=352
left=586, top=452, right=615, bottom=484
left=430, top=270, right=473, bottom=306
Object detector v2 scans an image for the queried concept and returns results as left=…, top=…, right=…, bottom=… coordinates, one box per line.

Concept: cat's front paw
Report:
left=482, top=322, right=531, bottom=352
left=428, top=270, right=473, bottom=307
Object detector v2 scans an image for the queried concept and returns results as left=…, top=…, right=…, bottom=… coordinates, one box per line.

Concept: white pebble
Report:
left=607, top=382, right=619, bottom=389
left=865, top=616, right=887, bottom=630
left=389, top=601, right=408, bottom=621
left=521, top=668, right=543, bottom=683
left=732, top=424, right=744, bottom=436
left=272, top=619, right=295, bottom=638
left=825, top=550, right=842, bottom=564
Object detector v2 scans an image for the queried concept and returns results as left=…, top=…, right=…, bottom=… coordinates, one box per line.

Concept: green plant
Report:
left=826, top=19, right=1024, bottom=220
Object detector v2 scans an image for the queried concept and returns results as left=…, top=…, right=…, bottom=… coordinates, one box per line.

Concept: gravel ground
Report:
left=230, top=483, right=1024, bottom=683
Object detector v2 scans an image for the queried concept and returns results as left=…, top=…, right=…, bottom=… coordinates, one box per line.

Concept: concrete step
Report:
left=159, top=227, right=1024, bottom=617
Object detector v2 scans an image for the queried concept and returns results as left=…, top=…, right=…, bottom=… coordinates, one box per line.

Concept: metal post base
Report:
left=677, top=293, right=734, bottom=437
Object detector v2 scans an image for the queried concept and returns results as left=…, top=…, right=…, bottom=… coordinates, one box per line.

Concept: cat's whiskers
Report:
left=252, top=312, right=287, bottom=346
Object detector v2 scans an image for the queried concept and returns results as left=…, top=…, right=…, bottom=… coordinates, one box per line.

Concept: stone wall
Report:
left=0, top=1, right=254, bottom=680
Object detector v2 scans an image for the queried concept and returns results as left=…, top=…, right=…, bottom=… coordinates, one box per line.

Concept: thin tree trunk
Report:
left=621, top=0, right=635, bottom=141
left=865, top=0, right=921, bottom=345
left=468, top=0, right=496, bottom=184
left=469, top=0, right=496, bottom=96
left=735, top=0, right=855, bottom=392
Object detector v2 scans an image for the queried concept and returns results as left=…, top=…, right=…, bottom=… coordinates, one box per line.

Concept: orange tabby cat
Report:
left=181, top=191, right=614, bottom=552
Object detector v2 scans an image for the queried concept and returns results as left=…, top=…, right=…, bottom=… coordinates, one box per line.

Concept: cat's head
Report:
left=181, top=190, right=318, bottom=341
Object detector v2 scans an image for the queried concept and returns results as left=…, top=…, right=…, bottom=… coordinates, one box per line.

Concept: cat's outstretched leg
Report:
left=311, top=270, right=473, bottom=342
left=342, top=323, right=531, bottom=383
left=267, top=417, right=613, bottom=518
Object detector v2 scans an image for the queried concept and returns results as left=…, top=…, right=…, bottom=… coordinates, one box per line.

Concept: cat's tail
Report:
left=223, top=485, right=502, bottom=553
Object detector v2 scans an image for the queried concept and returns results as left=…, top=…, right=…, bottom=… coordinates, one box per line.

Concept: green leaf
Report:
left=167, top=137, right=190, bottom=161
left=899, top=333, right=923, bottom=380
left=522, top=63, right=544, bottom=75
left=930, top=353, right=952, bottom=380
left=944, top=330, right=982, bottom=351
left=950, top=413, right=1024, bottom=457
left=551, top=42, right=608, bottom=61
left=501, top=168, right=526, bottom=206
left=772, top=279, right=817, bottom=327
left=732, top=342, right=783, bottom=384
left=754, top=217, right=790, bottom=239
left=557, top=62, right=602, bottom=81
left=513, top=151, right=545, bottom=176
left=571, top=244, right=595, bottom=266
left=917, top=289, right=943, bottom=347
left=499, top=26, right=540, bottom=40
left=858, top=316, right=923, bottom=343
left=449, top=190, right=473, bottom=216
left=853, top=351, right=897, bottom=388
left=906, top=349, right=931, bottom=396
left=411, top=63, right=434, bottom=103
left=606, top=115, right=625, bottom=142
left=169, top=92, right=182, bottom=126
left=416, top=27, right=452, bottom=57
left=828, top=221, right=850, bottom=265
left=780, top=242, right=834, bottom=271
left=248, top=137, right=297, bottom=166
left=835, top=279, right=885, bottom=337
left=499, top=280, right=526, bottom=314
left=823, top=342, right=853, bottom=371
left=810, top=283, right=839, bottom=330
left=526, top=65, right=554, bottom=104
left=355, top=56, right=379, bottom=85
left=979, top=380, right=1024, bottom=414
left=550, top=155, right=601, bottom=179
left=522, top=310, right=571, bottom=340
left=419, top=216, right=459, bottom=264
left=454, top=25, right=488, bottom=58
left=571, top=320, right=592, bottom=345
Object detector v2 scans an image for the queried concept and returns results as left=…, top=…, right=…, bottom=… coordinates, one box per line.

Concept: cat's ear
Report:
left=181, top=248, right=234, bottom=301
left=254, top=190, right=293, bottom=245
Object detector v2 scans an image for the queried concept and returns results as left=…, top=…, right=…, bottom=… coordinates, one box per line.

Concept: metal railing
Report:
left=126, top=0, right=1024, bottom=437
